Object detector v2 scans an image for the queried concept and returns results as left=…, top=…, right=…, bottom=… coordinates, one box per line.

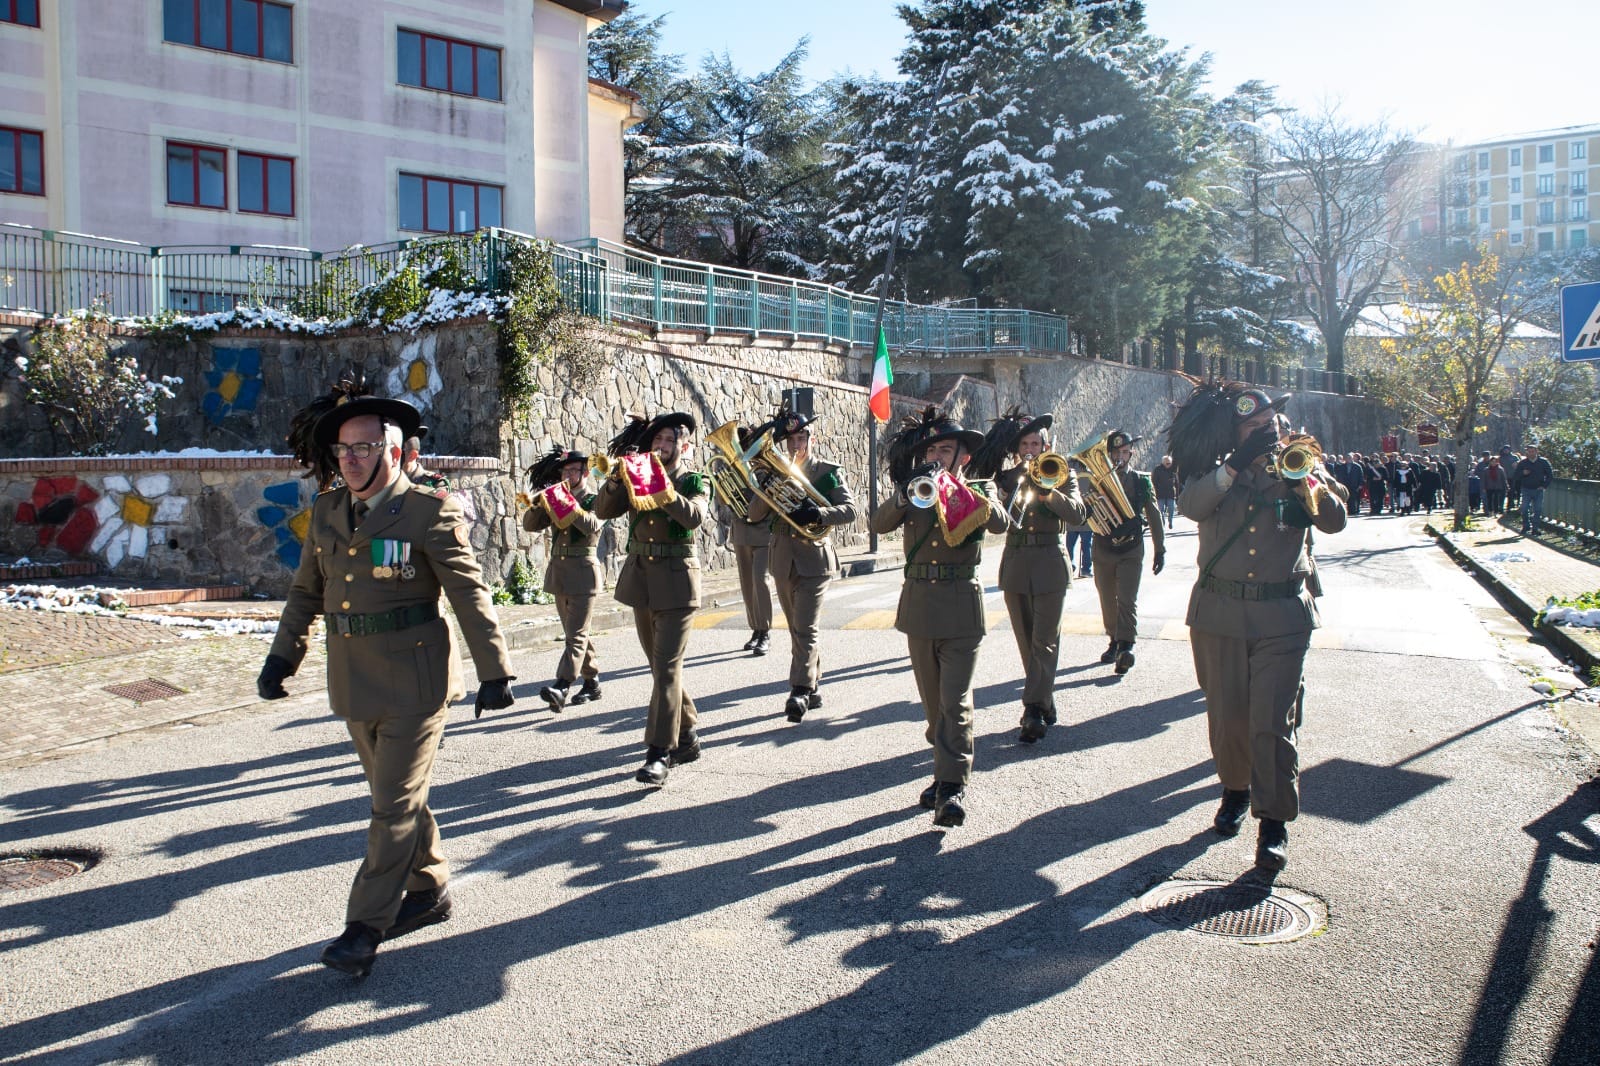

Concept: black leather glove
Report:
left=1226, top=424, right=1279, bottom=474
left=790, top=500, right=824, bottom=526
left=1152, top=552, right=1166, bottom=575
left=257, top=654, right=293, bottom=700
left=474, top=677, right=516, bottom=719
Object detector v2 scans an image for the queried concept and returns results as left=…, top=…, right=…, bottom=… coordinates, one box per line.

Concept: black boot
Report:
left=751, top=631, right=770, bottom=656
left=933, top=782, right=967, bottom=828
left=539, top=680, right=570, bottom=713
left=1255, top=818, right=1289, bottom=871
left=568, top=678, right=602, bottom=705
left=320, top=922, right=382, bottom=977
left=670, top=730, right=701, bottom=765
left=1100, top=639, right=1120, bottom=664
left=1018, top=705, right=1049, bottom=744
left=635, top=746, right=670, bottom=786
left=743, top=631, right=761, bottom=651
left=387, top=885, right=453, bottom=941
left=784, top=686, right=809, bottom=723
left=918, top=780, right=939, bottom=810
left=1213, top=788, right=1251, bottom=837
left=1114, top=643, right=1136, bottom=676
left=807, top=690, right=822, bottom=709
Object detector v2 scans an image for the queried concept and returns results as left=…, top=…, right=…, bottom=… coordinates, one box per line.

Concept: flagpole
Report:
left=867, top=68, right=947, bottom=554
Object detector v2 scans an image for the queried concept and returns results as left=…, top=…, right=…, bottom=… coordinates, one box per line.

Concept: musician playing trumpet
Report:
left=521, top=446, right=606, bottom=712
left=870, top=406, right=993, bottom=828
left=970, top=408, right=1086, bottom=744
left=746, top=405, right=857, bottom=723
left=1169, top=384, right=1347, bottom=873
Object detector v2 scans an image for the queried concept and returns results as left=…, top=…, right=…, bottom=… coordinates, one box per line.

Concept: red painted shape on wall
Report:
left=57, top=507, right=98, bottom=555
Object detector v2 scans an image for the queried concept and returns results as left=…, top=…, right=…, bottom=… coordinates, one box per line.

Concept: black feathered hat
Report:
left=528, top=445, right=588, bottom=489
left=608, top=414, right=654, bottom=457
left=1165, top=379, right=1286, bottom=479
left=770, top=401, right=820, bottom=441
left=886, top=405, right=982, bottom=485
left=645, top=411, right=697, bottom=441
left=1105, top=429, right=1142, bottom=451
left=968, top=404, right=1048, bottom=480
left=314, top=393, right=422, bottom=447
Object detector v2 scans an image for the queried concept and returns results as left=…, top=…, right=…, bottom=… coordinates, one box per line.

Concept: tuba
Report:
left=705, top=420, right=831, bottom=541
left=1071, top=436, right=1137, bottom=537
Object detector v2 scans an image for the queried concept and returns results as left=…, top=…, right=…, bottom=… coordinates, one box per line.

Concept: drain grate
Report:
left=0, top=851, right=96, bottom=892
left=1138, top=879, right=1324, bottom=944
left=103, top=678, right=187, bottom=702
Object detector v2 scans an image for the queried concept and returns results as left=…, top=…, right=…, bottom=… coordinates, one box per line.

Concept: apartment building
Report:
left=1450, top=123, right=1598, bottom=256
left=0, top=0, right=635, bottom=252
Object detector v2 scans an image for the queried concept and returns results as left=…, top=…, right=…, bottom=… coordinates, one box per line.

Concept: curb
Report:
left=1426, top=522, right=1600, bottom=675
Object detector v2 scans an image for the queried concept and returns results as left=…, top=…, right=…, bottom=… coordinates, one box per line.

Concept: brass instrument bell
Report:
left=1025, top=451, right=1070, bottom=490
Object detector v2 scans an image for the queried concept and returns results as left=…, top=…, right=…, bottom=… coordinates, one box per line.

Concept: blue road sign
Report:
left=1560, top=281, right=1600, bottom=362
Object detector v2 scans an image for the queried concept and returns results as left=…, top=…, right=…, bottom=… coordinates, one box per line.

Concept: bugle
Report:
left=907, top=474, right=939, bottom=508
left=1026, top=452, right=1070, bottom=491
left=1268, top=433, right=1326, bottom=517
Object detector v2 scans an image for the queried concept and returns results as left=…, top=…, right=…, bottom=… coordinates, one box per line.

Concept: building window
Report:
left=163, top=0, right=292, bottom=63
left=1574, top=199, right=1589, bottom=222
left=1574, top=229, right=1589, bottom=250
left=398, top=173, right=502, bottom=233
left=1574, top=141, right=1588, bottom=161
left=1539, top=144, right=1554, bottom=164
left=166, top=141, right=227, bottom=209
left=397, top=29, right=501, bottom=101
left=1538, top=201, right=1554, bottom=224
left=1511, top=176, right=1522, bottom=193
left=1477, top=150, right=1489, bottom=170
left=1537, top=231, right=1554, bottom=252
left=0, top=126, right=44, bottom=195
left=1510, top=232, right=1524, bottom=246
left=1477, top=179, right=1488, bottom=196
left=238, top=151, right=293, bottom=216
left=1574, top=175, right=1588, bottom=196
left=1479, top=207, right=1490, bottom=224
left=1538, top=174, right=1555, bottom=195
left=2, top=0, right=40, bottom=27
left=1454, top=209, right=1469, bottom=227
left=1510, top=204, right=1522, bottom=221
left=1510, top=148, right=1522, bottom=166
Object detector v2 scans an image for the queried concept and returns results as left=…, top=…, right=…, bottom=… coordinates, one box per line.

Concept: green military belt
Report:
left=1006, top=532, right=1062, bottom=548
left=553, top=545, right=596, bottom=559
left=1199, top=574, right=1305, bottom=601
left=326, top=602, right=440, bottom=638
left=627, top=541, right=695, bottom=559
left=904, top=563, right=978, bottom=581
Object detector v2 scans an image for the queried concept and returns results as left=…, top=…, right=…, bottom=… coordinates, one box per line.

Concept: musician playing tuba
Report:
left=521, top=445, right=606, bottom=712
left=870, top=406, right=993, bottom=829
left=1168, top=383, right=1347, bottom=874
left=746, top=403, right=857, bottom=723
left=1087, top=429, right=1166, bottom=677
left=968, top=406, right=1086, bottom=744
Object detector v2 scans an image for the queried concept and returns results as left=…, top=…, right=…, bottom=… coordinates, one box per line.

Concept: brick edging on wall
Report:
left=0, top=455, right=501, bottom=474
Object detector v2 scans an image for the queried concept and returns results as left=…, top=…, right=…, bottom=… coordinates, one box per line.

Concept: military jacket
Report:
left=522, top=485, right=604, bottom=596
left=270, top=473, right=513, bottom=720
left=1178, top=463, right=1348, bottom=639
left=869, top=482, right=989, bottom=640
left=989, top=464, right=1087, bottom=595
left=594, top=460, right=707, bottom=610
left=749, top=457, right=857, bottom=579
left=727, top=513, right=772, bottom=549
left=1098, top=467, right=1166, bottom=556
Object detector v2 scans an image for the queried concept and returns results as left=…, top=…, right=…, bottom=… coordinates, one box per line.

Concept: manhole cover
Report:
left=1138, top=879, right=1324, bottom=944
left=103, top=678, right=187, bottom=702
left=0, top=850, right=97, bottom=892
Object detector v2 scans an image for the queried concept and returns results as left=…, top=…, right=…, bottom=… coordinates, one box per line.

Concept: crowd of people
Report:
left=1322, top=444, right=1555, bottom=531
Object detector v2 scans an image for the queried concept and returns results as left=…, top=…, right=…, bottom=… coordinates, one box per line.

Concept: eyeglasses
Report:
left=330, top=441, right=387, bottom=460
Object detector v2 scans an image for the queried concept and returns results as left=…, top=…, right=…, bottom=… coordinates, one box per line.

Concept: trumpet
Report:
left=907, top=473, right=939, bottom=508
left=589, top=454, right=612, bottom=481
left=1268, top=433, right=1326, bottom=517
left=1025, top=451, right=1070, bottom=491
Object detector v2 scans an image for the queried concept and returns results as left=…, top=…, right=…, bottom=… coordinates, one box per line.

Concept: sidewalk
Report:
left=0, top=546, right=904, bottom=769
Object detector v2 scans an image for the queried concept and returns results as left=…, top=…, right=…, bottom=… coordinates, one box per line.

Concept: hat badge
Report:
left=1235, top=394, right=1260, bottom=417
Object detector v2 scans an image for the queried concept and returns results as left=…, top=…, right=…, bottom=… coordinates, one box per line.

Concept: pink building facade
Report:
left=0, top=0, right=634, bottom=250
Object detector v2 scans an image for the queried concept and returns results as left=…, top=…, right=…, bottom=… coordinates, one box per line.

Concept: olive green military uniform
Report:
left=594, top=463, right=707, bottom=751
left=990, top=465, right=1087, bottom=711
left=727, top=513, right=774, bottom=632
left=870, top=487, right=989, bottom=785
left=748, top=458, right=857, bottom=691
left=522, top=487, right=604, bottom=684
left=270, top=473, right=513, bottom=932
left=1092, top=467, right=1165, bottom=644
left=1179, top=463, right=1348, bottom=821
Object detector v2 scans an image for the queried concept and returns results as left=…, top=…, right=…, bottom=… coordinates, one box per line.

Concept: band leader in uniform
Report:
left=1168, top=382, right=1347, bottom=872
left=522, top=446, right=606, bottom=712
left=258, top=383, right=516, bottom=977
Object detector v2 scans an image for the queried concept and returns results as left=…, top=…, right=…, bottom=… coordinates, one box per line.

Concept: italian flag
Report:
left=868, top=327, right=893, bottom=423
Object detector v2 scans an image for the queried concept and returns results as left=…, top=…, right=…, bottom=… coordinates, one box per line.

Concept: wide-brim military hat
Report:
left=1016, top=413, right=1053, bottom=441
left=920, top=418, right=986, bottom=456
left=314, top=395, right=423, bottom=447
left=557, top=449, right=588, bottom=465
left=1105, top=429, right=1142, bottom=451
left=773, top=411, right=821, bottom=440
left=646, top=411, right=697, bottom=440
left=1230, top=388, right=1289, bottom=421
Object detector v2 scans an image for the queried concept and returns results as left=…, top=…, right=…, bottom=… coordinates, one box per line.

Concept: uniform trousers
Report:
left=907, top=634, right=981, bottom=784
left=775, top=570, right=829, bottom=689
left=1190, top=628, right=1309, bottom=822
left=735, top=543, right=773, bottom=631
left=555, top=592, right=599, bottom=683
left=1092, top=539, right=1144, bottom=643
left=1004, top=589, right=1065, bottom=710
left=344, top=708, right=449, bottom=929
left=634, top=605, right=697, bottom=749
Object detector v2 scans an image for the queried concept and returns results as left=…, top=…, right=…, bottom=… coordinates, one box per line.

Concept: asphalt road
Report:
left=1, top=513, right=1597, bottom=1065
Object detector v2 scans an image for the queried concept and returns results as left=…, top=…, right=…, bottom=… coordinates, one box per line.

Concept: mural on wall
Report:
left=256, top=480, right=311, bottom=568
left=14, top=477, right=101, bottom=554
left=201, top=347, right=264, bottom=424
left=89, top=474, right=188, bottom=568
left=386, top=334, right=443, bottom=414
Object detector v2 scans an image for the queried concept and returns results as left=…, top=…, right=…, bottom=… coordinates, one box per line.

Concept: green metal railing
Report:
left=0, top=223, right=1071, bottom=356
left=1542, top=478, right=1600, bottom=540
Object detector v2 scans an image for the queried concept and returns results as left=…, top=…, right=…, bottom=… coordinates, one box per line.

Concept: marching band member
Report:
left=970, top=408, right=1086, bottom=744
left=1091, top=429, right=1165, bottom=676
left=721, top=424, right=774, bottom=656
left=747, top=405, right=857, bottom=723
left=521, top=446, right=605, bottom=712
left=594, top=412, right=708, bottom=787
left=1169, top=383, right=1347, bottom=872
left=870, top=406, right=992, bottom=828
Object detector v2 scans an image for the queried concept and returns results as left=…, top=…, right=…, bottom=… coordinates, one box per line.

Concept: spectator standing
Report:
left=1514, top=445, right=1554, bottom=535
left=1152, top=455, right=1180, bottom=530
left=1365, top=456, right=1388, bottom=515
left=1339, top=454, right=1368, bottom=516
left=1483, top=456, right=1508, bottom=515
left=1418, top=460, right=1441, bottom=514
left=1467, top=467, right=1482, bottom=513
left=1500, top=446, right=1520, bottom=510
